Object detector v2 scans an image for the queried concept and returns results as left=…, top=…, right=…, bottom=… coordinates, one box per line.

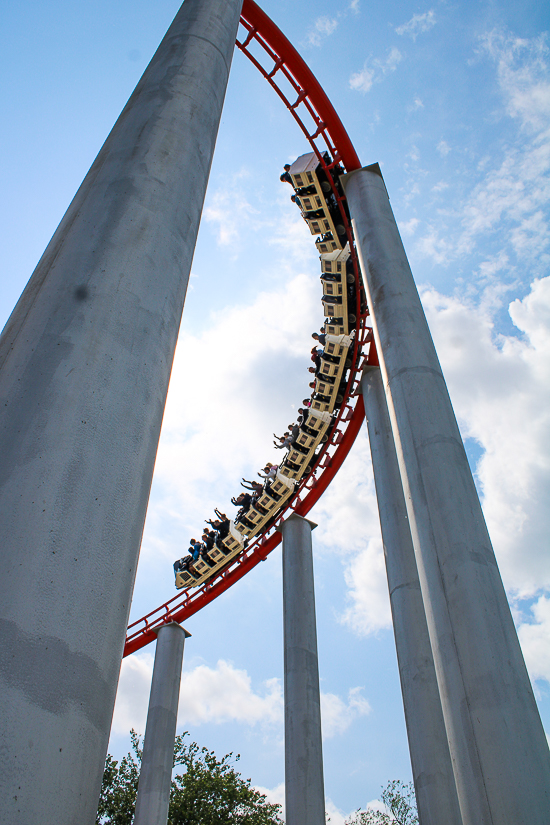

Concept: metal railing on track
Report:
left=124, top=0, right=373, bottom=657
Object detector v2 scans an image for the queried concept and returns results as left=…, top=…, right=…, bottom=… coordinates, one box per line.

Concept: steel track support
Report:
left=134, top=623, right=190, bottom=825
left=279, top=514, right=325, bottom=825
left=344, top=165, right=550, bottom=824
left=361, top=366, right=462, bottom=825
left=0, top=0, right=243, bottom=822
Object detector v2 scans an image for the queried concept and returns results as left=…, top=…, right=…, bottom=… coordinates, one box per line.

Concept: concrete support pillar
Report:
left=280, top=515, right=325, bottom=825
left=361, top=366, right=462, bottom=825
left=344, top=165, right=550, bottom=824
left=134, top=623, right=190, bottom=825
left=0, top=1, right=243, bottom=823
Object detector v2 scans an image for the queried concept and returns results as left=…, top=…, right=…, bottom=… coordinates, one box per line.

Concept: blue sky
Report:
left=2, top=0, right=550, bottom=820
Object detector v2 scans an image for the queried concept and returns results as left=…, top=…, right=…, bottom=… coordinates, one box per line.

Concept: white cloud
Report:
left=111, top=656, right=283, bottom=735
left=480, top=30, right=550, bottom=132
left=437, top=140, right=451, bottom=156
left=416, top=226, right=451, bottom=264
left=112, top=655, right=370, bottom=742
left=112, top=650, right=154, bottom=735
left=203, top=173, right=259, bottom=248
left=340, top=541, right=392, bottom=635
left=325, top=799, right=349, bottom=825
left=395, top=10, right=436, bottom=40
left=518, top=596, right=550, bottom=685
left=349, top=47, right=402, bottom=93
left=255, top=782, right=285, bottom=816
left=178, top=660, right=283, bottom=726
left=255, top=784, right=356, bottom=825
left=422, top=277, right=550, bottom=598
left=143, top=271, right=320, bottom=557
left=408, top=97, right=424, bottom=112
left=385, top=46, right=403, bottom=72
left=310, top=435, right=392, bottom=636
left=349, top=66, right=375, bottom=94
left=349, top=0, right=360, bottom=14
left=321, top=687, right=371, bottom=739
left=415, top=31, right=550, bottom=270
left=307, top=16, right=339, bottom=47
left=400, top=217, right=420, bottom=236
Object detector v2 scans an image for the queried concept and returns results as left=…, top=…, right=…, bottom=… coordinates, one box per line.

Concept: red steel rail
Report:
left=124, top=0, right=367, bottom=657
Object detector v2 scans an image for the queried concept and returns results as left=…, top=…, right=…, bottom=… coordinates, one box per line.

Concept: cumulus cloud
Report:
left=307, top=16, right=338, bottom=47
left=399, top=217, right=420, bottom=236
left=415, top=30, right=550, bottom=271
left=321, top=687, right=371, bottom=738
left=349, top=47, right=402, bottom=93
left=254, top=784, right=356, bottom=825
left=422, top=277, right=550, bottom=598
left=254, top=782, right=285, bottom=815
left=112, top=656, right=282, bottom=735
left=112, top=655, right=370, bottom=740
left=518, top=596, right=550, bottom=686
left=112, top=650, right=155, bottom=735
left=141, top=271, right=320, bottom=561
left=203, top=173, right=260, bottom=248
left=395, top=10, right=436, bottom=40
left=310, top=434, right=392, bottom=636
left=480, top=30, right=550, bottom=132
left=408, top=97, right=424, bottom=112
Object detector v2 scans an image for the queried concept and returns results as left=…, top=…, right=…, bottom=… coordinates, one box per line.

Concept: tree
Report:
left=344, top=780, right=418, bottom=825
left=96, top=730, right=283, bottom=825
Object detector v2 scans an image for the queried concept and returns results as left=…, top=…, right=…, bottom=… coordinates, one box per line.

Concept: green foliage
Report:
left=345, top=780, right=418, bottom=825
left=96, top=731, right=141, bottom=825
left=96, top=730, right=283, bottom=825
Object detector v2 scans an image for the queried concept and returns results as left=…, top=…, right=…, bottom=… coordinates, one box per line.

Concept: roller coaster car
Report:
left=310, top=397, right=333, bottom=413
left=315, top=376, right=337, bottom=398
left=289, top=151, right=335, bottom=197
left=175, top=565, right=198, bottom=589
left=324, top=318, right=347, bottom=336
left=322, top=295, right=354, bottom=322
left=270, top=470, right=296, bottom=498
left=233, top=472, right=296, bottom=539
left=324, top=333, right=353, bottom=360
left=305, top=409, right=332, bottom=431
left=315, top=233, right=340, bottom=255
left=322, top=281, right=344, bottom=302
left=320, top=244, right=354, bottom=276
left=176, top=517, right=249, bottom=590
left=289, top=153, right=347, bottom=249
left=318, top=357, right=341, bottom=380
left=294, top=430, right=317, bottom=451
left=221, top=521, right=246, bottom=551
left=279, top=459, right=304, bottom=481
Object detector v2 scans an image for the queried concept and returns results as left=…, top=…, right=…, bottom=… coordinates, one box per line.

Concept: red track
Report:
left=124, top=0, right=370, bottom=657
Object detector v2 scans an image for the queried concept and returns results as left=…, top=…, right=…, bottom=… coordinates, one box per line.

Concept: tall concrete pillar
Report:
left=344, top=165, right=550, bottom=824
left=361, top=366, right=462, bottom=825
left=134, top=623, right=190, bottom=825
left=280, top=515, right=325, bottom=825
left=0, top=1, right=243, bottom=823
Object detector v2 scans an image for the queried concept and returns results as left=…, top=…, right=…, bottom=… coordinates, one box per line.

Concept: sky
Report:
left=1, top=0, right=550, bottom=820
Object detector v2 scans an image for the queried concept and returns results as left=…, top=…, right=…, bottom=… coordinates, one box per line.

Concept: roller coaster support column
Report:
left=279, top=514, right=325, bottom=825
left=344, top=165, right=550, bottom=824
left=361, top=366, right=462, bottom=825
left=0, top=1, right=243, bottom=822
left=134, top=623, right=190, bottom=825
